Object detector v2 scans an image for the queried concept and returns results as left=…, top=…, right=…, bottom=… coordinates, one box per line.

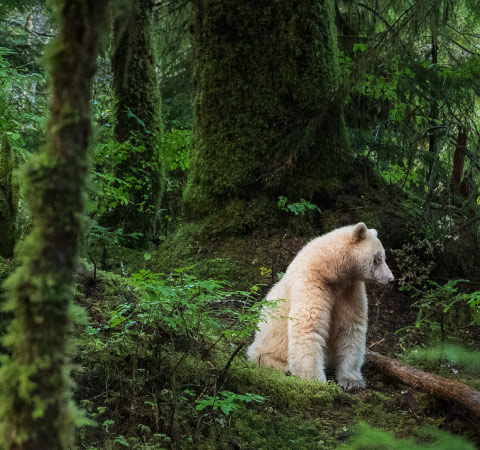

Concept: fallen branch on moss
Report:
left=366, top=349, right=480, bottom=419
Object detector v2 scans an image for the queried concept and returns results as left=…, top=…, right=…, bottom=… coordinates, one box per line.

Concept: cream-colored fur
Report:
left=247, top=223, right=394, bottom=390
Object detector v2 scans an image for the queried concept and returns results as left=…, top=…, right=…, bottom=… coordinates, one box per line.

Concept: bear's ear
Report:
left=370, top=228, right=378, bottom=238
left=352, top=222, right=368, bottom=242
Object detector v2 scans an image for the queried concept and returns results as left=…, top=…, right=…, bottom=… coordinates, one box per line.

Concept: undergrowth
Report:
left=71, top=266, right=480, bottom=450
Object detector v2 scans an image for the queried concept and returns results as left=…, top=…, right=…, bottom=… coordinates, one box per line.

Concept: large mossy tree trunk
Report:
left=111, top=0, right=164, bottom=248
left=0, top=1, right=108, bottom=449
left=184, top=0, right=354, bottom=236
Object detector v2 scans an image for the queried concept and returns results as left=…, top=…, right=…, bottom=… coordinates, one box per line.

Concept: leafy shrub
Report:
left=0, top=48, right=45, bottom=155
left=399, top=279, right=467, bottom=342
left=84, top=220, right=143, bottom=274
left=76, top=268, right=267, bottom=447
left=89, top=140, right=157, bottom=216
left=161, top=129, right=191, bottom=171
left=392, top=216, right=460, bottom=288
left=463, top=290, right=480, bottom=325
left=379, top=163, right=420, bottom=189
left=398, top=279, right=480, bottom=346
left=126, top=268, right=231, bottom=345
left=195, top=391, right=265, bottom=416
left=392, top=238, right=440, bottom=289
left=277, top=196, right=321, bottom=216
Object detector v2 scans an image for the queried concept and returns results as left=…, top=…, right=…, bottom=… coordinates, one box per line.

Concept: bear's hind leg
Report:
left=287, top=295, right=332, bottom=382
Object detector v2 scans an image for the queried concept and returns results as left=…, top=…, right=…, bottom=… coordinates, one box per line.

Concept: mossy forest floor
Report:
left=69, top=233, right=480, bottom=449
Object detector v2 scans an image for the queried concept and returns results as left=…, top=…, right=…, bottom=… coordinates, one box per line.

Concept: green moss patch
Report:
left=229, top=364, right=344, bottom=413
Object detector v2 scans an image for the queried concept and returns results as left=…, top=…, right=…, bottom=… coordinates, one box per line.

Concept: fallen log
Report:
left=365, top=349, right=480, bottom=419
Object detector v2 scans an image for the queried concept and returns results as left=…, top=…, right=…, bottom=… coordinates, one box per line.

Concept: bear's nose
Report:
left=388, top=275, right=395, bottom=284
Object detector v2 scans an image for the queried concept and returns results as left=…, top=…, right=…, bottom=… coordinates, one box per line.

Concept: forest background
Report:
left=0, top=0, right=479, bottom=449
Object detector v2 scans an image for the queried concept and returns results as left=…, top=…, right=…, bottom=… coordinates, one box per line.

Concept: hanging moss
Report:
left=183, top=0, right=354, bottom=236
left=110, top=0, right=164, bottom=247
left=0, top=1, right=108, bottom=448
left=0, top=134, right=19, bottom=258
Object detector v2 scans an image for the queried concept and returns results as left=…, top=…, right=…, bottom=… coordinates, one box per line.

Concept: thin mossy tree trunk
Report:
left=450, top=128, right=467, bottom=195
left=0, top=134, right=19, bottom=258
left=183, top=0, right=354, bottom=236
left=111, top=0, right=164, bottom=248
left=0, top=1, right=109, bottom=449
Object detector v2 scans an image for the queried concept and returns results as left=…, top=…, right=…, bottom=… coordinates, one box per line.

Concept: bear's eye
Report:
left=373, top=254, right=381, bottom=265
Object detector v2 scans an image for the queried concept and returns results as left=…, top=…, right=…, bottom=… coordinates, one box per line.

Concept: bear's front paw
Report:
left=337, top=375, right=366, bottom=391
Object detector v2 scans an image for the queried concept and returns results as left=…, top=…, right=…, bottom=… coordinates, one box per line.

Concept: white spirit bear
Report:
left=247, top=223, right=394, bottom=390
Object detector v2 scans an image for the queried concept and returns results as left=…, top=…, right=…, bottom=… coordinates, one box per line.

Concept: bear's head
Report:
left=351, top=222, right=394, bottom=285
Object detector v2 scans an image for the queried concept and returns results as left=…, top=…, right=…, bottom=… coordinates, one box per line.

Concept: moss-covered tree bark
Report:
left=0, top=1, right=108, bottom=449
left=0, top=134, right=19, bottom=258
left=111, top=0, right=164, bottom=247
left=184, top=0, right=354, bottom=235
